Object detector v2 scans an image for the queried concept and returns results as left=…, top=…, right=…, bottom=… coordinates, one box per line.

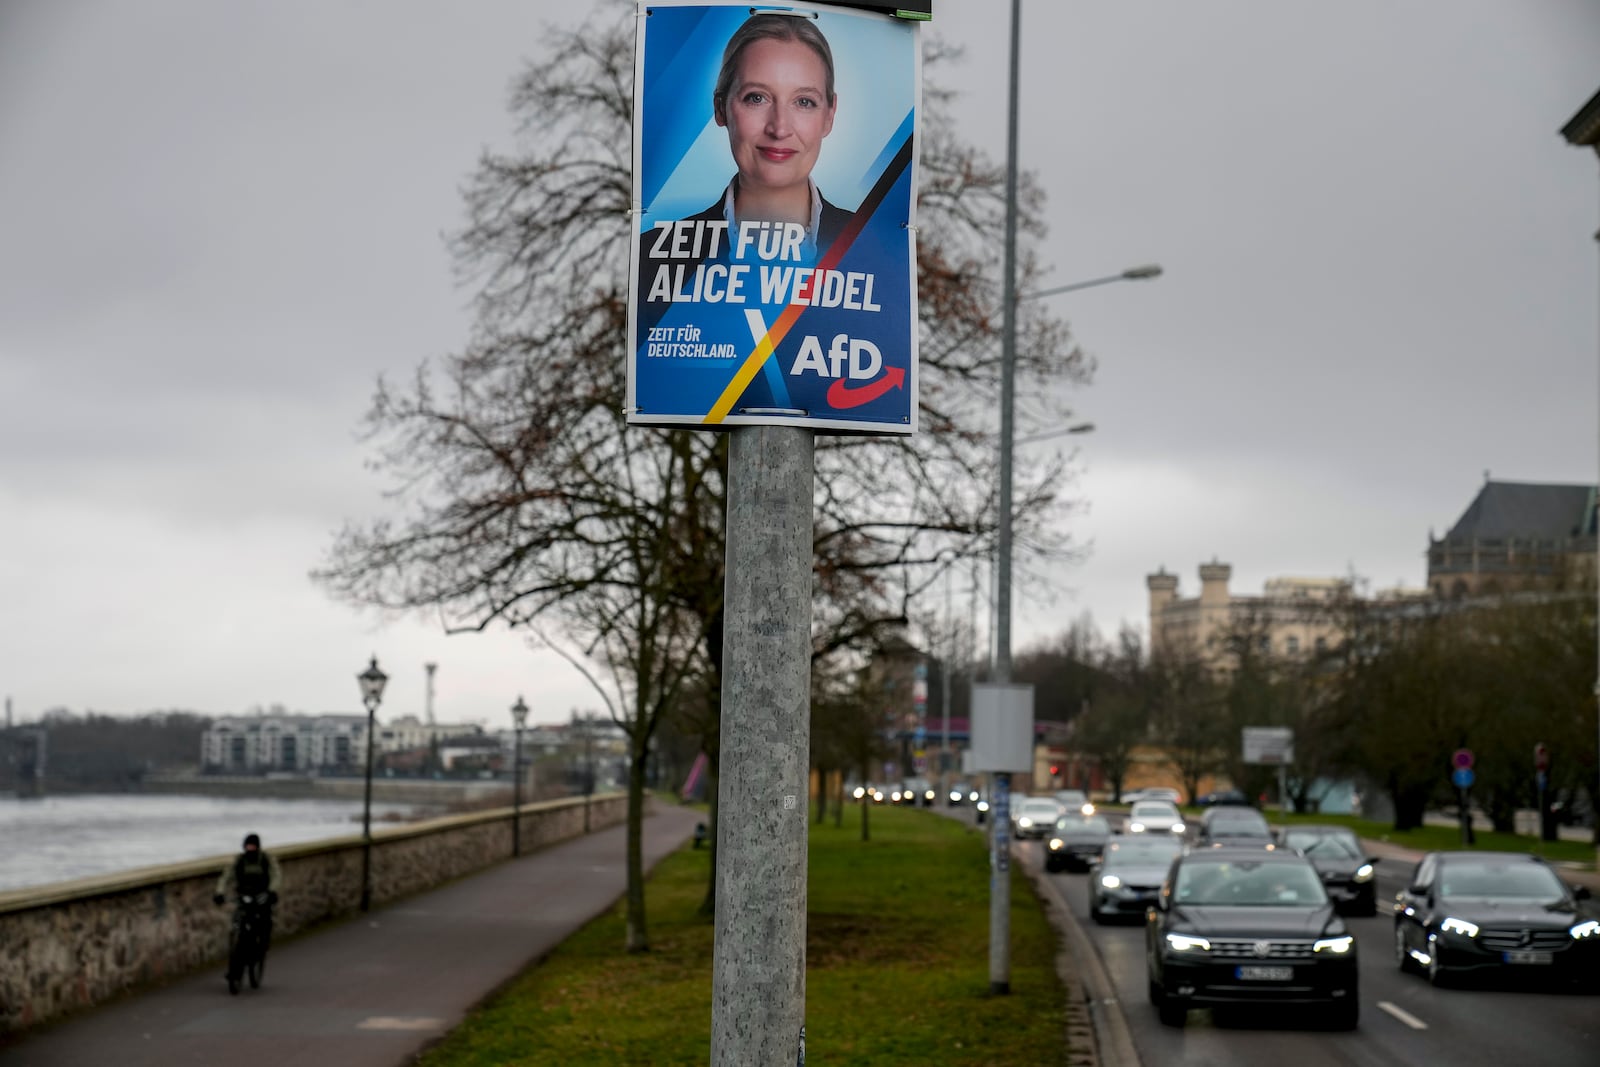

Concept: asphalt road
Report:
left=1021, top=816, right=1600, bottom=1067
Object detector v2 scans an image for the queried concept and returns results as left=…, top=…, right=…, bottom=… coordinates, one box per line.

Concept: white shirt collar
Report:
left=721, top=178, right=822, bottom=257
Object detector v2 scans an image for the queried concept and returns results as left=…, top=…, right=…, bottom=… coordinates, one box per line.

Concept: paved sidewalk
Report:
left=1, top=802, right=702, bottom=1067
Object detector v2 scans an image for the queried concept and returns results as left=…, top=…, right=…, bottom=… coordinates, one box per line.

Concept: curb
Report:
left=1020, top=847, right=1142, bottom=1067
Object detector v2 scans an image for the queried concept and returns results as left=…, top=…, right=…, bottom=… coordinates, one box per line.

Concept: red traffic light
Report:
left=1049, top=764, right=1061, bottom=777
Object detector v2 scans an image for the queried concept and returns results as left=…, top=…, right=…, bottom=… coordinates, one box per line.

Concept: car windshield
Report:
left=1019, top=800, right=1059, bottom=818
left=1131, top=803, right=1179, bottom=820
left=1174, top=859, right=1328, bottom=906
left=1285, top=831, right=1361, bottom=858
left=1055, top=815, right=1110, bottom=833
left=1104, top=839, right=1183, bottom=866
left=1208, top=813, right=1270, bottom=835
left=1439, top=861, right=1567, bottom=901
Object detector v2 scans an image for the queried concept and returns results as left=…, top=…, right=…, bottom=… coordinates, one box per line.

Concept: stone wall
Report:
left=0, top=793, right=629, bottom=1035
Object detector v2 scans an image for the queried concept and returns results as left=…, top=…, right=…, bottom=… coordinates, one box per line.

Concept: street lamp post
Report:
left=356, top=655, right=388, bottom=912
left=1560, top=86, right=1600, bottom=868
left=991, top=0, right=1166, bottom=996
left=510, top=696, right=529, bottom=857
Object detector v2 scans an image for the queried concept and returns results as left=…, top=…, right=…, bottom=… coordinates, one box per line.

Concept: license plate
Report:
left=1235, top=965, right=1293, bottom=981
left=1502, top=950, right=1553, bottom=964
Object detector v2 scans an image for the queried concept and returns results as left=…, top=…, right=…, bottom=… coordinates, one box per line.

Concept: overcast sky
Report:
left=2, top=1, right=1597, bottom=730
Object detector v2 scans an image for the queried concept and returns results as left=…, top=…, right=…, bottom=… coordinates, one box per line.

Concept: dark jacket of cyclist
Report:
left=214, top=833, right=283, bottom=906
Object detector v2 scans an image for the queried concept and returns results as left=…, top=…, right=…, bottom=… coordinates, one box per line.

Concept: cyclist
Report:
left=213, top=833, right=282, bottom=991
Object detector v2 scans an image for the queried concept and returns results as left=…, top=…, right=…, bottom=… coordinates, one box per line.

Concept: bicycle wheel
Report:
left=248, top=953, right=264, bottom=989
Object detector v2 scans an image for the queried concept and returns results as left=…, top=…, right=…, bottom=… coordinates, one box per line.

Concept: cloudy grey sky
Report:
left=2, top=1, right=1597, bottom=728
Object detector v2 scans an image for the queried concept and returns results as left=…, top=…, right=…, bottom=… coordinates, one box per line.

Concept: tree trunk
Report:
left=834, top=774, right=844, bottom=828
left=816, top=767, right=828, bottom=824
left=624, top=745, right=650, bottom=953
left=1390, top=779, right=1428, bottom=832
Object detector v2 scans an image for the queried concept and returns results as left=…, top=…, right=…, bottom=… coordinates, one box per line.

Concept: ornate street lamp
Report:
left=510, top=696, right=529, bottom=856
left=356, top=655, right=388, bottom=912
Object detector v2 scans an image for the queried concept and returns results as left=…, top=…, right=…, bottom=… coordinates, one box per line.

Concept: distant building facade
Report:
left=1147, top=562, right=1358, bottom=669
left=1427, top=479, right=1597, bottom=598
left=202, top=714, right=368, bottom=772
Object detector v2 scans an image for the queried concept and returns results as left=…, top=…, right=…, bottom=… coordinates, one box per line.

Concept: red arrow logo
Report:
left=826, top=366, right=906, bottom=410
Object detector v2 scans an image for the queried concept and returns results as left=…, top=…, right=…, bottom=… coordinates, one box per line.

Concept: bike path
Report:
left=2, top=802, right=702, bottom=1067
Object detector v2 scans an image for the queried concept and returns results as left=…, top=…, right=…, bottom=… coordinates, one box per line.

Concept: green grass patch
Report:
left=1268, top=809, right=1597, bottom=867
left=418, top=807, right=1071, bottom=1066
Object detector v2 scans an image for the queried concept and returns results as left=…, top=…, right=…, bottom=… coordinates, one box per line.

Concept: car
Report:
left=1123, top=786, right=1183, bottom=805
left=1045, top=812, right=1112, bottom=872
left=1393, top=850, right=1599, bottom=988
left=1196, top=806, right=1275, bottom=848
left=1280, top=826, right=1380, bottom=916
left=1088, top=836, right=1184, bottom=922
left=1125, top=800, right=1186, bottom=837
left=1054, top=788, right=1095, bottom=816
left=1012, top=796, right=1064, bottom=840
left=947, top=782, right=978, bottom=806
left=1146, top=846, right=1360, bottom=1029
left=1196, top=789, right=1251, bottom=807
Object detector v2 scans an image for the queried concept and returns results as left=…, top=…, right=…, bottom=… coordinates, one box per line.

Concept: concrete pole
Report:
left=986, top=0, right=1024, bottom=998
left=711, top=425, right=814, bottom=1065
left=942, top=562, right=953, bottom=797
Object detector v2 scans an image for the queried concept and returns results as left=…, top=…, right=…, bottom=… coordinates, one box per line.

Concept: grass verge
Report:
left=418, top=806, right=1071, bottom=1066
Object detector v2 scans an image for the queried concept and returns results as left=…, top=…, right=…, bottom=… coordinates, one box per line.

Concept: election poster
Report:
left=627, top=1, right=921, bottom=434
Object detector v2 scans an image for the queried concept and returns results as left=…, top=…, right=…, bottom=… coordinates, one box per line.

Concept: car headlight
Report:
left=1100, top=874, right=1122, bottom=889
left=1170, top=823, right=1186, bottom=834
left=1018, top=817, right=1033, bottom=828
left=950, top=790, right=962, bottom=802
left=969, top=791, right=979, bottom=801
left=1049, top=838, right=1064, bottom=850
left=853, top=787, right=866, bottom=799
left=976, top=800, right=989, bottom=811
left=1440, top=917, right=1480, bottom=938
left=1313, top=935, right=1354, bottom=954
left=1129, top=822, right=1146, bottom=833
left=1081, top=803, right=1095, bottom=815
left=1165, top=932, right=1210, bottom=952
left=1570, top=919, right=1600, bottom=940
left=925, top=790, right=935, bottom=800
left=1352, top=863, right=1374, bottom=883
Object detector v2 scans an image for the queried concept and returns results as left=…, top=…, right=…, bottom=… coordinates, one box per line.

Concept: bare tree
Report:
left=313, top=5, right=1091, bottom=947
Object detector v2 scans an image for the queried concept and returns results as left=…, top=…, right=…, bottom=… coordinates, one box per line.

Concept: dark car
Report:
left=1281, top=826, right=1379, bottom=916
left=1045, top=813, right=1112, bottom=873
left=1196, top=789, right=1251, bottom=807
left=1393, top=850, right=1599, bottom=988
left=1088, top=836, right=1184, bottom=923
left=1196, top=806, right=1275, bottom=848
left=1146, top=847, right=1359, bottom=1029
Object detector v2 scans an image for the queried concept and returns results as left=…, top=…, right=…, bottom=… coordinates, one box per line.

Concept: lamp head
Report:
left=357, top=655, right=388, bottom=708
left=1122, top=264, right=1163, bottom=280
left=511, top=696, right=529, bottom=730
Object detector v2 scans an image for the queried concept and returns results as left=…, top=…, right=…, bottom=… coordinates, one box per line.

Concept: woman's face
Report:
left=717, top=36, right=835, bottom=200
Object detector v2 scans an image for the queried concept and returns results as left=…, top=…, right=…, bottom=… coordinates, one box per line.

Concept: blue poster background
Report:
left=627, top=1, right=919, bottom=433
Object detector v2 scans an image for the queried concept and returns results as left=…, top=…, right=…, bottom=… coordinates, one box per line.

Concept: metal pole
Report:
left=711, top=425, right=814, bottom=1066
left=988, top=0, right=1023, bottom=998
left=360, top=698, right=376, bottom=912
left=942, top=562, right=953, bottom=798
left=584, top=719, right=593, bottom=834
left=513, top=726, right=523, bottom=857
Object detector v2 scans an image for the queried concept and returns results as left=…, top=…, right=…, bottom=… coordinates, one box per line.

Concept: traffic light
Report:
left=1049, top=763, right=1061, bottom=778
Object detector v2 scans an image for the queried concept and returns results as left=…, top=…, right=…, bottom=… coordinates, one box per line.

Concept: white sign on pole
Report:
left=970, top=683, right=1034, bottom=772
left=1242, top=726, right=1294, bottom=765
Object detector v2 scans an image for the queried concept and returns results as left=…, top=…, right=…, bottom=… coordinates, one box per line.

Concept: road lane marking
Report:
left=1377, top=1001, right=1428, bottom=1030
left=357, top=1016, right=446, bottom=1031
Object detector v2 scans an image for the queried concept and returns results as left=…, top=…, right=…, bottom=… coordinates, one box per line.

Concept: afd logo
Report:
left=787, top=333, right=904, bottom=410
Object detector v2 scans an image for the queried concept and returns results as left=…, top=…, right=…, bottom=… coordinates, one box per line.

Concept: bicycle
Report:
left=224, top=892, right=273, bottom=995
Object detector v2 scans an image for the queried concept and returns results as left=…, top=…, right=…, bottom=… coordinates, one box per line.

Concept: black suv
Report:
left=1394, top=850, right=1599, bottom=988
left=1146, top=846, right=1359, bottom=1029
left=1281, top=825, right=1379, bottom=916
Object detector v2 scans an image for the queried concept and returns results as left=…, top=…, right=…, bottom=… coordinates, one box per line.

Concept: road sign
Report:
left=1534, top=743, right=1549, bottom=772
left=1452, top=767, right=1475, bottom=789
left=1452, top=748, right=1474, bottom=770
left=1242, top=726, right=1294, bottom=765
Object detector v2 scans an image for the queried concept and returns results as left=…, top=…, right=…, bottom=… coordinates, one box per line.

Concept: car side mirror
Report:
left=1407, top=883, right=1427, bottom=897
left=1367, top=856, right=1381, bottom=866
left=1574, top=885, right=1592, bottom=902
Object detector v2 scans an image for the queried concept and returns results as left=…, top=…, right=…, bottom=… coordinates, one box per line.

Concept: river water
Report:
left=0, top=793, right=428, bottom=893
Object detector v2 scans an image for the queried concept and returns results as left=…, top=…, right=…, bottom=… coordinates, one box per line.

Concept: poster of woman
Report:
left=627, top=1, right=921, bottom=433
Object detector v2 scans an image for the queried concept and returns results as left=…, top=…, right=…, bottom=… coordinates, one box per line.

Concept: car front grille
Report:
left=1208, top=939, right=1316, bottom=959
left=1477, top=928, right=1571, bottom=952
